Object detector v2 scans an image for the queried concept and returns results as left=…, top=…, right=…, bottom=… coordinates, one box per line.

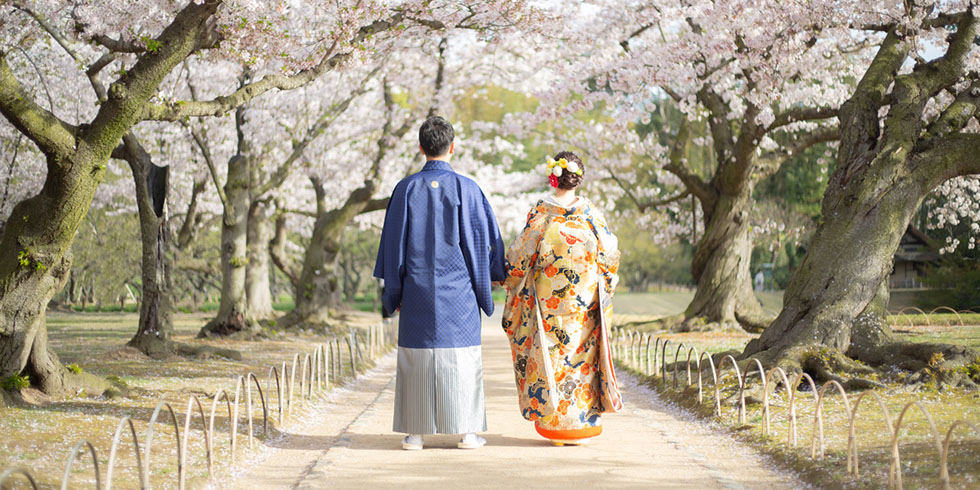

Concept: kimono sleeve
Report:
left=459, top=182, right=506, bottom=316
left=586, top=205, right=621, bottom=295
left=373, top=180, right=410, bottom=316
left=503, top=206, right=542, bottom=294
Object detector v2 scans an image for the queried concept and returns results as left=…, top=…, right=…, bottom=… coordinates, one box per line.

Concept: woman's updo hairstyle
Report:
left=554, top=151, right=584, bottom=190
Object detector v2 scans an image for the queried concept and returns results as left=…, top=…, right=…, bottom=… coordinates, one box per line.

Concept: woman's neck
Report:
left=553, top=188, right=576, bottom=205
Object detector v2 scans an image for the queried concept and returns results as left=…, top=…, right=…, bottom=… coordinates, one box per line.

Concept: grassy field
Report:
left=0, top=310, right=383, bottom=489
left=611, top=291, right=980, bottom=489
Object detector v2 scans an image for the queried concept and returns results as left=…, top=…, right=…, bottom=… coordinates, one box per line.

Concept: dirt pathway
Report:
left=220, top=314, right=800, bottom=489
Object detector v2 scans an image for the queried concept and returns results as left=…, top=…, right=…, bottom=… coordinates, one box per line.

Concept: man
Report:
left=374, top=116, right=506, bottom=450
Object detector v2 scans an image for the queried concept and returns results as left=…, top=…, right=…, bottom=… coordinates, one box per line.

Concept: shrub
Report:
left=1, top=374, right=30, bottom=391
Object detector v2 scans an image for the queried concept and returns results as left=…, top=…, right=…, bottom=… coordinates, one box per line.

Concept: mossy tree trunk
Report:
left=199, top=106, right=259, bottom=338
left=0, top=0, right=223, bottom=394
left=278, top=178, right=387, bottom=328
left=743, top=14, right=980, bottom=388
left=683, top=183, right=770, bottom=332
left=121, top=133, right=177, bottom=358
left=245, top=199, right=275, bottom=320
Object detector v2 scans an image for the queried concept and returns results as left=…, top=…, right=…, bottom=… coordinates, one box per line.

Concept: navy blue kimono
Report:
left=373, top=160, right=506, bottom=348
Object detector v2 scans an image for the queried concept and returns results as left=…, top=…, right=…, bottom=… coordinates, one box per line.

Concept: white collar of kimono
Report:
left=544, top=194, right=580, bottom=209
left=422, top=160, right=453, bottom=172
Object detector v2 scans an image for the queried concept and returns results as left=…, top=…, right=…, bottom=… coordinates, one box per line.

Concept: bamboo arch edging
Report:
left=0, top=467, right=40, bottom=489
left=654, top=337, right=662, bottom=377
left=737, top=359, right=767, bottom=432
left=888, top=400, right=944, bottom=490
left=788, top=372, right=818, bottom=447
left=180, top=395, right=211, bottom=486
left=208, top=388, right=236, bottom=464
left=897, top=306, right=930, bottom=327
left=105, top=417, right=144, bottom=490
left=810, top=380, right=852, bottom=459
left=60, top=440, right=101, bottom=490
left=928, top=306, right=962, bottom=326
left=608, top=337, right=980, bottom=488
left=672, top=342, right=685, bottom=388
left=143, top=401, right=182, bottom=490
left=696, top=350, right=719, bottom=415
left=660, top=338, right=672, bottom=380
left=716, top=355, right=744, bottom=425
left=940, top=420, right=980, bottom=490
left=846, top=390, right=894, bottom=477
left=345, top=337, right=356, bottom=376
left=763, top=367, right=792, bottom=439
left=685, top=346, right=699, bottom=387
left=644, top=334, right=653, bottom=375
left=267, top=365, right=284, bottom=425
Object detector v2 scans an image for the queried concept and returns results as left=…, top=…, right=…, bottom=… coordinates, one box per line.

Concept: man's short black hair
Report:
left=419, top=116, right=454, bottom=157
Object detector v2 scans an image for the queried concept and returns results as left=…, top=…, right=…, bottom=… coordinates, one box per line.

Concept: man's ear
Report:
left=449, top=141, right=455, bottom=155
left=419, top=144, right=425, bottom=155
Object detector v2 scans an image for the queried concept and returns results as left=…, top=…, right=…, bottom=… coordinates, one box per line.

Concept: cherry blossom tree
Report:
left=743, top=2, right=980, bottom=388
left=517, top=0, right=854, bottom=332
left=0, top=0, right=545, bottom=394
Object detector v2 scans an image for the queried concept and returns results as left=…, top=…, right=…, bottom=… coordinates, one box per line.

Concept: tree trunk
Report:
left=245, top=200, right=274, bottom=320
left=741, top=16, right=980, bottom=388
left=0, top=160, right=110, bottom=395
left=277, top=180, right=386, bottom=329
left=123, top=139, right=176, bottom=358
left=680, top=189, right=770, bottom=333
left=281, top=213, right=345, bottom=327
left=199, top=154, right=258, bottom=338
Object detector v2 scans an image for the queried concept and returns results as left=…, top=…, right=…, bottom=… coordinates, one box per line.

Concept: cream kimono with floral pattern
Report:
left=502, top=197, right=622, bottom=432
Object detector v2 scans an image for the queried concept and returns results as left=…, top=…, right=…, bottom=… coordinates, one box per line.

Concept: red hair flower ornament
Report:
left=546, top=157, right=581, bottom=188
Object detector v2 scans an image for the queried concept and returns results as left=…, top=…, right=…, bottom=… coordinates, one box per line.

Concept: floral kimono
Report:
left=502, top=196, right=622, bottom=443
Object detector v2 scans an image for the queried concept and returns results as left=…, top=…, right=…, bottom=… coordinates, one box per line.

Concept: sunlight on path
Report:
left=222, top=311, right=800, bottom=489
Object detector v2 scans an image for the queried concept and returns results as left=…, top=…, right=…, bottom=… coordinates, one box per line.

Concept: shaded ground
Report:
left=223, top=312, right=801, bottom=490
left=611, top=292, right=980, bottom=489
left=0, top=311, right=374, bottom=489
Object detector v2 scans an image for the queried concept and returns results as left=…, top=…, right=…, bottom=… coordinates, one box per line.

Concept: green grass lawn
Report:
left=611, top=291, right=980, bottom=489
left=1, top=311, right=385, bottom=489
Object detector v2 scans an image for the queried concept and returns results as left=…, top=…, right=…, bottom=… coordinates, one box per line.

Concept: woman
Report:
left=502, top=151, right=623, bottom=445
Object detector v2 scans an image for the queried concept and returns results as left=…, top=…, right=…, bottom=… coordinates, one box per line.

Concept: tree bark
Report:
left=743, top=17, right=980, bottom=388
left=682, top=188, right=769, bottom=332
left=122, top=134, right=176, bottom=358
left=198, top=152, right=258, bottom=337
left=0, top=0, right=222, bottom=393
left=245, top=200, right=274, bottom=320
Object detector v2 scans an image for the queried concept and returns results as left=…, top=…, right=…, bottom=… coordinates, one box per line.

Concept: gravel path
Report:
left=220, top=313, right=802, bottom=489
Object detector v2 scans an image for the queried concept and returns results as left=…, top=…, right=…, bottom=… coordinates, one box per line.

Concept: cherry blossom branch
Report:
left=182, top=120, right=231, bottom=212
left=141, top=14, right=407, bottom=122
left=925, top=81, right=980, bottom=140
left=426, top=37, right=448, bottom=119
left=758, top=124, right=840, bottom=177
left=0, top=52, right=77, bottom=159
left=607, top=168, right=690, bottom=212
left=663, top=118, right=714, bottom=206
left=767, top=106, right=838, bottom=131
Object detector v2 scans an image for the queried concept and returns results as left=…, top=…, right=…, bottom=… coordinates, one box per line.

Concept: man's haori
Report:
left=374, top=160, right=505, bottom=434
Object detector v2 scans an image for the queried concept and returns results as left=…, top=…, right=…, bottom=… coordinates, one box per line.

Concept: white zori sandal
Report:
left=457, top=433, right=487, bottom=449
left=402, top=434, right=424, bottom=450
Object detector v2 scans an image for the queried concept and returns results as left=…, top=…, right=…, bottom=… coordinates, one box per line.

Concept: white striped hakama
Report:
left=393, top=346, right=486, bottom=435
